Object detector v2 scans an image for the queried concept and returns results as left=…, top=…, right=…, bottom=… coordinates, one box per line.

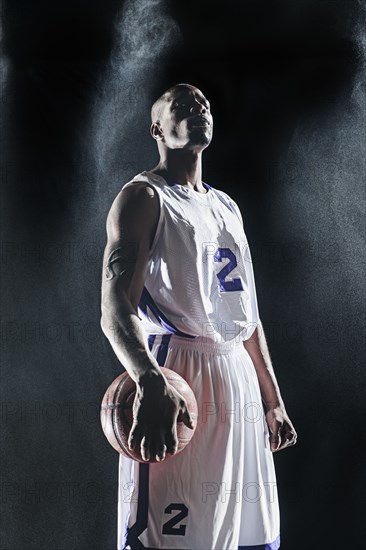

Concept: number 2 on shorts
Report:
left=162, top=503, right=188, bottom=535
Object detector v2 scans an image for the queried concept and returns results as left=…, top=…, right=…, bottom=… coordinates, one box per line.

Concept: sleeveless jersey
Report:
left=121, top=171, right=260, bottom=343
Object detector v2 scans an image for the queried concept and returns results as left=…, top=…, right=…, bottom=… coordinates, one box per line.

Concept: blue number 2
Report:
left=162, top=503, right=188, bottom=535
left=214, top=247, right=244, bottom=292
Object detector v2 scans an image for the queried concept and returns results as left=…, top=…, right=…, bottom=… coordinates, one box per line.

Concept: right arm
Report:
left=100, top=182, right=161, bottom=382
left=100, top=182, right=194, bottom=462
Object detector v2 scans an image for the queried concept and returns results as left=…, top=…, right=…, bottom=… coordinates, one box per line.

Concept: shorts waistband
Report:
left=147, top=333, right=246, bottom=355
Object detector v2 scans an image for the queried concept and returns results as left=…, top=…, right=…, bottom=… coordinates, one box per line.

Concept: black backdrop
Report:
left=1, top=1, right=365, bottom=549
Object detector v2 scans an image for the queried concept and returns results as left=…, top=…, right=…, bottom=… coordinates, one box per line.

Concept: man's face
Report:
left=156, top=86, right=213, bottom=151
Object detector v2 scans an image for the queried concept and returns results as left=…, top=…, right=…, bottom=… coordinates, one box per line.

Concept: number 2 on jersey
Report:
left=214, top=247, right=244, bottom=291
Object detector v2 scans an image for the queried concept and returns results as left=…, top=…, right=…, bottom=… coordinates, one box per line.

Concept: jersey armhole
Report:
left=121, top=179, right=164, bottom=257
left=148, top=183, right=164, bottom=256
left=230, top=199, right=244, bottom=227
left=212, top=187, right=244, bottom=227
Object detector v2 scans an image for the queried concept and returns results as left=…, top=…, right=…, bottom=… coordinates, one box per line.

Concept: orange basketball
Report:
left=100, top=367, right=198, bottom=463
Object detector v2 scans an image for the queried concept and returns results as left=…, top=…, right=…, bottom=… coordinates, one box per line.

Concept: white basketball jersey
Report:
left=121, top=171, right=260, bottom=343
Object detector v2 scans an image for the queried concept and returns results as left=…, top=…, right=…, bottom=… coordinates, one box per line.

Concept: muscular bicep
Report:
left=101, top=182, right=160, bottom=314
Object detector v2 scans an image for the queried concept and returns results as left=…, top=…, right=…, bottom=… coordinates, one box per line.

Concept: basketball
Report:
left=100, top=367, right=198, bottom=463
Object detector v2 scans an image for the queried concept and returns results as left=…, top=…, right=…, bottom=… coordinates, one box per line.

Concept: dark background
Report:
left=1, top=1, right=365, bottom=549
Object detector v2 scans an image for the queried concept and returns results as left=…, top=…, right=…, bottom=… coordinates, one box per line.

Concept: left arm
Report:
left=243, top=321, right=297, bottom=452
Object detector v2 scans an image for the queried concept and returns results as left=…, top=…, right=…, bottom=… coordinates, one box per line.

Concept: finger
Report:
left=177, top=397, right=195, bottom=430
left=278, top=431, right=297, bottom=451
left=286, top=433, right=298, bottom=447
left=269, top=422, right=281, bottom=452
left=271, top=434, right=281, bottom=452
left=283, top=427, right=297, bottom=444
left=128, top=424, right=140, bottom=451
left=153, top=430, right=166, bottom=462
left=278, top=439, right=293, bottom=451
left=156, top=443, right=167, bottom=462
left=180, top=404, right=195, bottom=430
left=165, top=425, right=179, bottom=455
left=276, top=428, right=290, bottom=450
left=140, top=435, right=151, bottom=462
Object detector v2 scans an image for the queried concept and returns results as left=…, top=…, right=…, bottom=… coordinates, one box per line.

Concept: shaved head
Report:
left=149, top=83, right=213, bottom=152
left=151, top=83, right=199, bottom=123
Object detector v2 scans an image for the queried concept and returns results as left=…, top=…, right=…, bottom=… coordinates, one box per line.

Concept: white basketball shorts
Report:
left=117, top=333, right=280, bottom=550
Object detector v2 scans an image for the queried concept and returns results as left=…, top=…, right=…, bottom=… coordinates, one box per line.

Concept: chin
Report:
left=190, top=131, right=212, bottom=150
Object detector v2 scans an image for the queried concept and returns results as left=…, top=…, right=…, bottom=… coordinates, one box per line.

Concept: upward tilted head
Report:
left=150, top=83, right=213, bottom=152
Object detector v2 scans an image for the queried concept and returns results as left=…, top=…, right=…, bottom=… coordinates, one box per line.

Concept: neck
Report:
left=151, top=149, right=205, bottom=191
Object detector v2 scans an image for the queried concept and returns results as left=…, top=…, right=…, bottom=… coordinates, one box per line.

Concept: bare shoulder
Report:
left=106, top=180, right=160, bottom=242
left=108, top=181, right=158, bottom=218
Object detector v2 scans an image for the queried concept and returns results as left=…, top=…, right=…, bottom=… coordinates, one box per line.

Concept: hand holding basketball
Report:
left=100, top=367, right=198, bottom=463
left=129, top=369, right=195, bottom=462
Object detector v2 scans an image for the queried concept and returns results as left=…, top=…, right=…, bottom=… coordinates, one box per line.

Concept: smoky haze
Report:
left=0, top=1, right=365, bottom=549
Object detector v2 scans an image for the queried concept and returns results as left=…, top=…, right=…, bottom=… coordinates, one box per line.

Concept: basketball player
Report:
left=100, top=83, right=297, bottom=550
